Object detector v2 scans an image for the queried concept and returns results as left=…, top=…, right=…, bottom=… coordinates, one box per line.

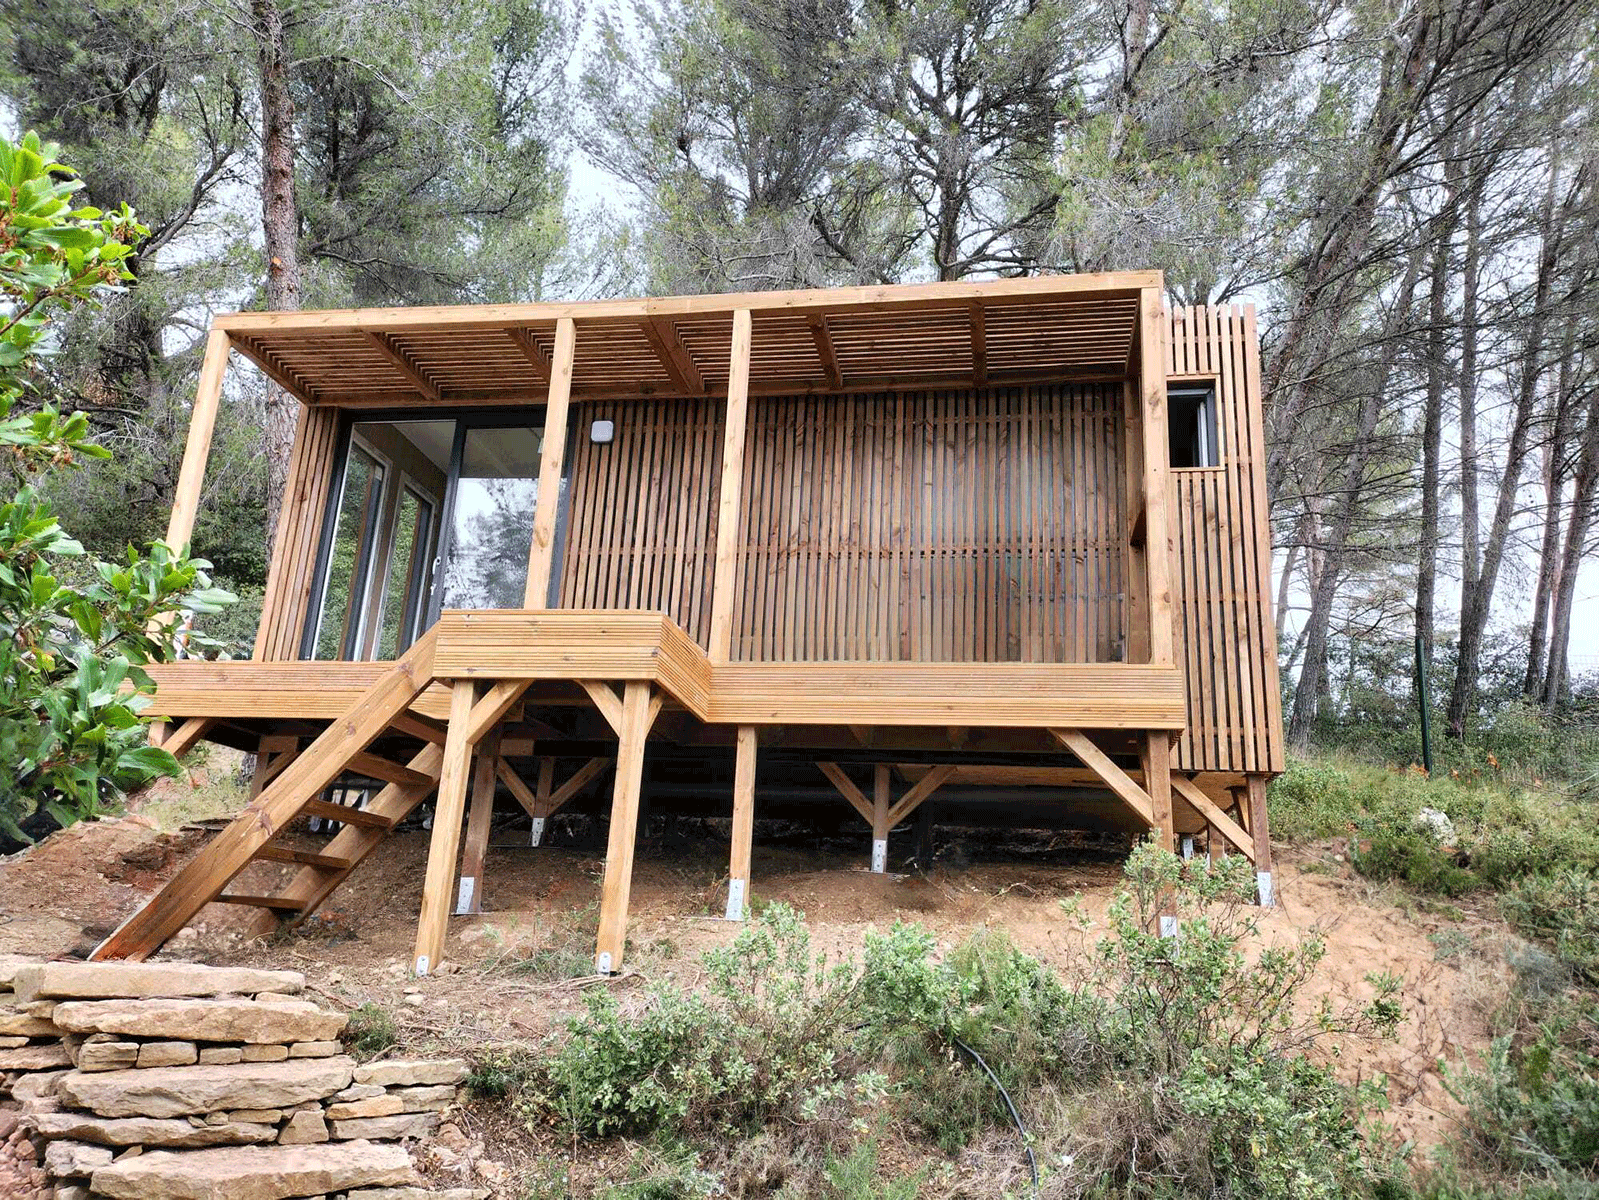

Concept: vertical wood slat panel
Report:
left=557, top=398, right=724, bottom=648
left=1169, top=305, right=1284, bottom=775
left=255, top=405, right=341, bottom=661
left=729, top=384, right=1125, bottom=663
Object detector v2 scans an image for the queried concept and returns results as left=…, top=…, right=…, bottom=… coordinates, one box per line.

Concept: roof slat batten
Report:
left=503, top=327, right=552, bottom=383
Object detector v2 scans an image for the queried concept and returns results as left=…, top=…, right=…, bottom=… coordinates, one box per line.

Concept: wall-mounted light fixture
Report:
left=590, top=419, right=614, bottom=444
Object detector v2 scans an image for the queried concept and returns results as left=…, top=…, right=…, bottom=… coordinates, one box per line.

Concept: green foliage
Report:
left=1446, top=992, right=1599, bottom=1177
left=0, top=130, right=234, bottom=842
left=341, top=1002, right=398, bottom=1060
left=1501, top=871, right=1599, bottom=986
left=517, top=852, right=1403, bottom=1199
left=821, top=1134, right=924, bottom=1200
left=1270, top=759, right=1362, bottom=841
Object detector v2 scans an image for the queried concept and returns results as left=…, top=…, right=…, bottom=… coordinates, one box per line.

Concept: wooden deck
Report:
left=145, top=610, right=1188, bottom=730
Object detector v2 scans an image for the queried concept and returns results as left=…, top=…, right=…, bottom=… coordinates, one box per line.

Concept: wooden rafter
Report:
left=969, top=302, right=987, bottom=386
left=229, top=335, right=315, bottom=405
left=1049, top=729, right=1155, bottom=827
left=503, top=326, right=551, bottom=382
left=807, top=314, right=843, bottom=389
left=641, top=317, right=704, bottom=393
left=365, top=331, right=440, bottom=402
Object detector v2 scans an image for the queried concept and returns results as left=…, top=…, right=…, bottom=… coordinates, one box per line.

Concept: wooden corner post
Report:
left=523, top=316, right=576, bottom=607
left=455, top=729, right=502, bottom=915
left=164, top=326, right=232, bottom=556
left=709, top=308, right=753, bottom=663
left=1137, top=287, right=1177, bottom=862
left=594, top=681, right=657, bottom=974
left=871, top=764, right=890, bottom=873
left=414, top=679, right=477, bottom=976
left=1246, top=774, right=1275, bottom=905
left=726, top=726, right=757, bottom=919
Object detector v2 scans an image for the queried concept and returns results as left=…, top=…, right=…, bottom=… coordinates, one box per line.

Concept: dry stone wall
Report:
left=0, top=957, right=488, bottom=1200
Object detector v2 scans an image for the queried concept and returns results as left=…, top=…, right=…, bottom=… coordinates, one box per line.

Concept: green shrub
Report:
left=341, top=1002, right=397, bottom=1060
left=1270, top=759, right=1362, bottom=841
left=1501, top=870, right=1599, bottom=985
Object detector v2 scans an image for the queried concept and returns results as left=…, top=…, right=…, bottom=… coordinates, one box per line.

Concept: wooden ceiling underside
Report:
left=222, top=277, right=1149, bottom=407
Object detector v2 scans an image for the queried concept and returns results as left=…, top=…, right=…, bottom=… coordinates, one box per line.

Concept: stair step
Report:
left=344, top=752, right=434, bottom=788
left=300, top=799, right=396, bottom=830
left=255, top=844, right=354, bottom=871
left=215, top=893, right=304, bottom=912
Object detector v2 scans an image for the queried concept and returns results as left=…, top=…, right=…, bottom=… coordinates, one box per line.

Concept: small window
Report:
left=1168, top=383, right=1219, bottom=468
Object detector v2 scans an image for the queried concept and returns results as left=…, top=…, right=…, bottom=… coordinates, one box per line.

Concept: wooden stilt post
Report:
left=455, top=730, right=501, bottom=915
left=523, top=316, right=575, bottom=607
left=871, top=764, right=890, bottom=873
left=1208, top=824, right=1224, bottom=867
left=1247, top=774, right=1275, bottom=905
left=414, top=680, right=477, bottom=976
left=708, top=308, right=753, bottom=663
left=726, top=726, right=756, bottom=919
left=530, top=757, right=555, bottom=846
left=1142, top=732, right=1177, bottom=936
left=594, top=681, right=654, bottom=974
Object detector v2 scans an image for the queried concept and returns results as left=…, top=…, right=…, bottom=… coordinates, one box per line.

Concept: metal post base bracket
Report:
left=595, top=950, right=614, bottom=975
left=454, top=876, right=477, bottom=916
left=870, top=838, right=888, bottom=874
left=529, top=816, right=546, bottom=847
left=1257, top=871, right=1275, bottom=907
left=724, top=877, right=748, bottom=921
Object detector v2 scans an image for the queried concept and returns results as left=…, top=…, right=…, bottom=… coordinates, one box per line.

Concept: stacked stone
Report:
left=0, top=960, right=485, bottom=1200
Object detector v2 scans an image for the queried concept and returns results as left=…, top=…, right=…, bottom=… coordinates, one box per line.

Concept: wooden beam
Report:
left=1138, top=286, right=1175, bottom=665
left=255, top=845, right=351, bottom=871
left=578, top=679, right=623, bottom=735
left=969, top=302, right=987, bottom=386
left=466, top=680, right=529, bottom=743
left=885, top=763, right=956, bottom=828
left=456, top=730, right=500, bottom=915
left=1141, top=732, right=1175, bottom=852
left=523, top=315, right=575, bottom=605
left=1170, top=775, right=1255, bottom=864
left=594, top=681, right=656, bottom=973
left=807, top=314, right=842, bottom=389
left=503, top=326, right=551, bottom=383
left=1246, top=774, right=1274, bottom=904
left=871, top=764, right=890, bottom=872
left=163, top=327, right=231, bottom=555
left=1048, top=729, right=1155, bottom=827
left=346, top=751, right=433, bottom=789
left=414, top=680, right=476, bottom=975
left=708, top=308, right=753, bottom=662
left=229, top=335, right=314, bottom=405
left=641, top=316, right=704, bottom=393
left=159, top=718, right=214, bottom=760
left=817, top=761, right=872, bottom=825
left=365, top=331, right=439, bottom=402
left=390, top=712, right=447, bottom=745
left=726, top=726, right=756, bottom=919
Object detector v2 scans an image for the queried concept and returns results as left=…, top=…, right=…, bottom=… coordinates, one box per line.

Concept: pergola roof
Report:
left=216, top=271, right=1158, bottom=407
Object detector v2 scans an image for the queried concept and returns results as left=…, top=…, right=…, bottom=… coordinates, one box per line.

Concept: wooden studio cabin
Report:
left=93, top=271, right=1285, bottom=974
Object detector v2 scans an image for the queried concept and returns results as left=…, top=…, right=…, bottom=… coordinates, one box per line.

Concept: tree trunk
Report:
left=1458, top=175, right=1482, bottom=610
left=1544, top=391, right=1599, bottom=709
left=1287, top=246, right=1426, bottom=747
left=253, top=0, right=302, bottom=546
left=1446, top=151, right=1563, bottom=738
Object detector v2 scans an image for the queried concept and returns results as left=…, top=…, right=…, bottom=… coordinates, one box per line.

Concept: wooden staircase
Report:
left=92, top=634, right=445, bottom=962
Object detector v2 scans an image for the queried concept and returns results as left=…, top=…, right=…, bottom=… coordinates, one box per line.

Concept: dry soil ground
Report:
left=0, top=760, right=1529, bottom=1191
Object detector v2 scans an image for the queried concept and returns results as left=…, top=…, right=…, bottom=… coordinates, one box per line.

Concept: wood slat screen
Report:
left=729, top=385, right=1127, bottom=663
left=254, top=405, right=341, bottom=661
left=557, top=398, right=725, bottom=647
left=1167, top=305, right=1285, bottom=774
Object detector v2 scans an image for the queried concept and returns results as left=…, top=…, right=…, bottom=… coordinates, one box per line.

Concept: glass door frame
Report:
left=425, top=406, right=561, bottom=626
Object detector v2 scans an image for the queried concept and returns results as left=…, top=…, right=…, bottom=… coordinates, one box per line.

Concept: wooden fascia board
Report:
left=210, top=272, right=1164, bottom=334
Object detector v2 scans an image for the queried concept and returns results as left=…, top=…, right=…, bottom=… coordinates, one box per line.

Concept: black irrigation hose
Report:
left=951, top=1035, right=1039, bottom=1196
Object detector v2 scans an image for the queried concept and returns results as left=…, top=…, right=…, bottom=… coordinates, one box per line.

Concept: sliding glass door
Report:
left=434, top=422, right=544, bottom=614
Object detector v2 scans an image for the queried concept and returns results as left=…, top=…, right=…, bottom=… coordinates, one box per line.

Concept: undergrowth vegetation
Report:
left=488, top=847, right=1411, bottom=1198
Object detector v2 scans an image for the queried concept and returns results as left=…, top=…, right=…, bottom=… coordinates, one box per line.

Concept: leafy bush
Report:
left=0, top=131, right=234, bottom=841
left=1501, top=870, right=1599, bottom=986
left=1270, top=758, right=1362, bottom=841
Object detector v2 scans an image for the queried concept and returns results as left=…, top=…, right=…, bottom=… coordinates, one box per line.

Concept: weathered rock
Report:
left=346, top=1189, right=489, bottom=1200
left=88, top=1140, right=415, bottom=1200
left=12, top=1068, right=67, bottom=1101
left=0, top=955, right=34, bottom=989
left=250, top=993, right=301, bottom=1005
left=198, top=1046, right=243, bottom=1065
left=33, top=1113, right=279, bottom=1148
left=52, top=1184, right=90, bottom=1200
left=325, top=1094, right=402, bottom=1120
left=241, top=1043, right=289, bottom=1062
left=0, top=1005, right=59, bottom=1036
left=137, top=1040, right=197, bottom=1068
left=12, top=963, right=303, bottom=1003
left=57, top=1056, right=355, bottom=1118
left=226, top=1109, right=283, bottom=1124
left=42, top=1140, right=114, bottom=1177
left=52, top=998, right=344, bottom=1044
left=328, top=1113, right=439, bottom=1141
left=391, top=1085, right=456, bottom=1112
left=0, top=1043, right=71, bottom=1070
left=289, top=1040, right=341, bottom=1058
left=77, top=1041, right=138, bottom=1072
left=332, top=1083, right=385, bottom=1101
left=279, top=1110, right=329, bottom=1145
left=0, top=1034, right=28, bottom=1048
left=351, top=1059, right=468, bottom=1088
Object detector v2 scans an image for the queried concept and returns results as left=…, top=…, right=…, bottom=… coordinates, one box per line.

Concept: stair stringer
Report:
left=91, top=632, right=439, bottom=961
